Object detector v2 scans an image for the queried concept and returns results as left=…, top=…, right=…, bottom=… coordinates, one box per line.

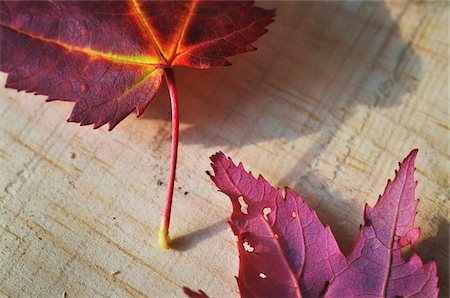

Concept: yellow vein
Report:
left=130, top=0, right=167, bottom=64
left=1, top=23, right=160, bottom=67
left=176, top=18, right=260, bottom=57
left=117, top=68, right=162, bottom=102
left=172, top=0, right=198, bottom=62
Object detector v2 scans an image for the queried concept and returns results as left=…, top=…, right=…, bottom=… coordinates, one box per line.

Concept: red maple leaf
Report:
left=210, top=150, right=439, bottom=297
left=183, top=287, right=210, bottom=298
left=0, top=1, right=274, bottom=247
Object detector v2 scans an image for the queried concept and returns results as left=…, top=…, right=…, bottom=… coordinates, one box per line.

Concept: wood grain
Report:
left=0, top=1, right=448, bottom=297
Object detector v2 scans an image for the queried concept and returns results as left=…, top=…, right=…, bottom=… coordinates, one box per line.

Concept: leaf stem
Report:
left=159, top=68, right=179, bottom=249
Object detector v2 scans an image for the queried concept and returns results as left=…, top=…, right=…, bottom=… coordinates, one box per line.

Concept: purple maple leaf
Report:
left=209, top=149, right=439, bottom=297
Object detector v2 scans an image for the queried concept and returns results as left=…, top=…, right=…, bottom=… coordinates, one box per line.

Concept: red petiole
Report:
left=158, top=68, right=179, bottom=249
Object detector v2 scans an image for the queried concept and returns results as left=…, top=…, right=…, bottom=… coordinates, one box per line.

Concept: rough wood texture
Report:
left=0, top=1, right=448, bottom=297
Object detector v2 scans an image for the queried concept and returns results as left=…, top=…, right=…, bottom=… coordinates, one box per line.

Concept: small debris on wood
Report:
left=205, top=170, right=211, bottom=176
left=110, top=270, right=120, bottom=276
left=69, top=152, right=76, bottom=159
left=184, top=191, right=189, bottom=195
left=157, top=180, right=163, bottom=186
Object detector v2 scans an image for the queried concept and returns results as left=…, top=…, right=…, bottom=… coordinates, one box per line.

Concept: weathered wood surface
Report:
left=0, top=1, right=448, bottom=297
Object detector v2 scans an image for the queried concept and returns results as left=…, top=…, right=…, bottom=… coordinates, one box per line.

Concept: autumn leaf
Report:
left=183, top=287, right=210, bottom=298
left=325, top=150, right=439, bottom=297
left=210, top=153, right=346, bottom=297
left=0, top=1, right=274, bottom=248
left=210, top=150, right=439, bottom=297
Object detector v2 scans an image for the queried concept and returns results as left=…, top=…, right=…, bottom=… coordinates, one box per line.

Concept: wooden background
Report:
left=0, top=1, right=448, bottom=297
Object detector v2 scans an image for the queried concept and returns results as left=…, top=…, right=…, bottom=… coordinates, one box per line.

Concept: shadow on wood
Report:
left=140, top=1, right=421, bottom=150
left=415, top=219, right=449, bottom=296
left=170, top=219, right=228, bottom=252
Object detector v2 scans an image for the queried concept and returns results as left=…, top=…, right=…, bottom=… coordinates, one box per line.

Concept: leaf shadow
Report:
left=170, top=218, right=229, bottom=252
left=289, top=173, right=362, bottom=255
left=141, top=1, right=421, bottom=151
left=414, top=219, right=449, bottom=296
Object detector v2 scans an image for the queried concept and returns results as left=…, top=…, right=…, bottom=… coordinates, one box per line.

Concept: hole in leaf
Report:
left=263, top=207, right=271, bottom=220
left=292, top=211, right=297, bottom=218
left=243, top=241, right=254, bottom=253
left=259, top=272, right=267, bottom=279
left=401, top=245, right=413, bottom=260
left=238, top=196, right=249, bottom=214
